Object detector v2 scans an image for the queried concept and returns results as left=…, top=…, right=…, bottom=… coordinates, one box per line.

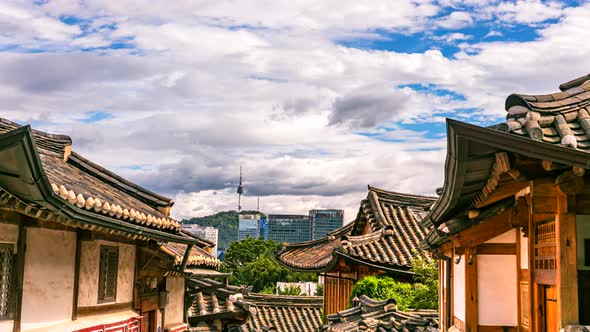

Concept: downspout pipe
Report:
left=434, top=252, right=452, bottom=331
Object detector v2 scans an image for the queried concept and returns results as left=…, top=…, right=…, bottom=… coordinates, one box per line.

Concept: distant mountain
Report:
left=182, top=210, right=264, bottom=251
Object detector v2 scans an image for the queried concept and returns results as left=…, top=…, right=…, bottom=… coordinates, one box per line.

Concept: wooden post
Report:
left=180, top=244, right=193, bottom=272
left=465, top=247, right=478, bottom=332
left=13, top=225, right=26, bottom=332
left=71, top=229, right=82, bottom=321
left=556, top=191, right=578, bottom=327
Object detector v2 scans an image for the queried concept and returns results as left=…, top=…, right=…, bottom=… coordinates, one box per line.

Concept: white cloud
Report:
left=436, top=11, right=474, bottom=29
left=0, top=0, right=588, bottom=219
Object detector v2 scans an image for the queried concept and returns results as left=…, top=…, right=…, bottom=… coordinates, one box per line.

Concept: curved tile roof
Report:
left=498, top=74, right=590, bottom=150
left=241, top=294, right=323, bottom=332
left=319, top=295, right=438, bottom=332
left=276, top=187, right=435, bottom=272
left=0, top=117, right=182, bottom=235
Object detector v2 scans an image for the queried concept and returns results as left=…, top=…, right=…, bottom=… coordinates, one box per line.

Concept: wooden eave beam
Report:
left=449, top=208, right=514, bottom=248
left=473, top=179, right=529, bottom=209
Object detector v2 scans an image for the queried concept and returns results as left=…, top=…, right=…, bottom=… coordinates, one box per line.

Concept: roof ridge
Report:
left=0, top=118, right=72, bottom=158
left=68, top=151, right=174, bottom=210
left=367, top=185, right=437, bottom=201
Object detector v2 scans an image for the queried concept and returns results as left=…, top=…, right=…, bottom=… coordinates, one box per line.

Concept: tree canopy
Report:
left=349, top=255, right=438, bottom=310
left=222, top=237, right=317, bottom=292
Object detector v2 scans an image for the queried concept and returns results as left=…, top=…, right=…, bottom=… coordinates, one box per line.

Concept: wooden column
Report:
left=71, top=230, right=82, bottom=321
left=12, top=225, right=26, bottom=332
left=556, top=191, right=578, bottom=326
left=465, top=247, right=478, bottom=332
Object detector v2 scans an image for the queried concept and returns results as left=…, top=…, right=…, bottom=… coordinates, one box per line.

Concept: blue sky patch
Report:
left=80, top=111, right=113, bottom=123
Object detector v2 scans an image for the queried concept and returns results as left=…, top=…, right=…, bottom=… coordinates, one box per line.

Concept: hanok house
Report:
left=0, top=118, right=219, bottom=332
left=422, top=74, right=590, bottom=332
left=185, top=275, right=324, bottom=332
left=317, top=295, right=438, bottom=332
left=276, top=186, right=436, bottom=315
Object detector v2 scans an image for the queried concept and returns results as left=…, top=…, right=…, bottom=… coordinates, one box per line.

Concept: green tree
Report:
left=349, top=256, right=438, bottom=310
left=315, top=284, right=323, bottom=296
left=349, top=276, right=414, bottom=310
left=222, top=238, right=317, bottom=292
left=222, top=237, right=279, bottom=272
left=410, top=255, right=439, bottom=310
left=278, top=285, right=302, bottom=296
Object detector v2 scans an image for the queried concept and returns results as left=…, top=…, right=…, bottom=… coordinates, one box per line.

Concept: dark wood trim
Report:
left=12, top=224, right=26, bottom=332
left=180, top=244, right=193, bottom=272
left=77, top=302, right=133, bottom=317
left=477, top=243, right=516, bottom=255
left=515, top=229, right=522, bottom=331
left=72, top=229, right=82, bottom=321
left=465, top=247, right=478, bottom=332
left=477, top=325, right=517, bottom=332
left=20, top=217, right=77, bottom=232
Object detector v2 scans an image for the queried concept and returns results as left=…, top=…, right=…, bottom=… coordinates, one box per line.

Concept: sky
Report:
left=1, top=0, right=589, bottom=221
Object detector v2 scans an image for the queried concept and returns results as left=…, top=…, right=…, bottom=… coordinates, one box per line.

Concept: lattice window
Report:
left=98, top=246, right=118, bottom=303
left=0, top=244, right=14, bottom=320
left=534, top=220, right=556, bottom=270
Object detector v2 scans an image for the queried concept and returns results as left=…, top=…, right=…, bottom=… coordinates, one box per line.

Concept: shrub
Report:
left=278, top=284, right=302, bottom=296
left=349, top=256, right=438, bottom=310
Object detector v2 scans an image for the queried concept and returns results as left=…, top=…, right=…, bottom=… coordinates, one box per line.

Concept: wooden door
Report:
left=141, top=310, right=156, bottom=332
left=579, top=270, right=590, bottom=324
left=544, top=286, right=558, bottom=332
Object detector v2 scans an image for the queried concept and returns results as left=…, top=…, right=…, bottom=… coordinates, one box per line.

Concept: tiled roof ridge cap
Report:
left=505, top=74, right=590, bottom=113
left=0, top=117, right=72, bottom=157
left=68, top=151, right=174, bottom=208
left=367, top=185, right=437, bottom=202
left=342, top=228, right=384, bottom=244
left=244, top=293, right=323, bottom=305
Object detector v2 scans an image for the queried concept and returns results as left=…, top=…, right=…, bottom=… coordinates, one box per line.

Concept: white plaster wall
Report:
left=78, top=240, right=135, bottom=307
left=21, top=228, right=76, bottom=331
left=576, top=215, right=590, bottom=271
left=453, top=258, right=465, bottom=321
left=477, top=255, right=518, bottom=326
left=117, top=244, right=135, bottom=304
left=165, top=277, right=185, bottom=326
left=0, top=223, right=18, bottom=245
left=485, top=229, right=516, bottom=244
left=0, top=321, right=14, bottom=332
left=520, top=231, right=528, bottom=270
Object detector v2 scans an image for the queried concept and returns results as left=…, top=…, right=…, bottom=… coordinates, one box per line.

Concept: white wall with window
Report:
left=20, top=228, right=77, bottom=331
left=78, top=240, right=135, bottom=308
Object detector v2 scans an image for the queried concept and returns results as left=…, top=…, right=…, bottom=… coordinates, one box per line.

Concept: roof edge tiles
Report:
left=319, top=295, right=439, bottom=332
left=0, top=117, right=174, bottom=210
left=275, top=186, right=434, bottom=273
left=500, top=75, right=590, bottom=150
left=421, top=117, right=590, bottom=247
left=0, top=123, right=201, bottom=245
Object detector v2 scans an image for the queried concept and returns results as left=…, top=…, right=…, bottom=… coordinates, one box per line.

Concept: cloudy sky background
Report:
left=1, top=0, right=589, bottom=221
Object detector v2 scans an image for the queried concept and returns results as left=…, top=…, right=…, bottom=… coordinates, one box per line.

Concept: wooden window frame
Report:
left=0, top=243, right=14, bottom=320
left=98, top=245, right=119, bottom=304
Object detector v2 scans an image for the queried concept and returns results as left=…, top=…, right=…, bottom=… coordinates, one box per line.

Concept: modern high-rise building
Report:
left=238, top=213, right=261, bottom=240
left=309, top=209, right=344, bottom=240
left=182, top=224, right=219, bottom=254
left=266, top=214, right=311, bottom=243
left=259, top=215, right=268, bottom=239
